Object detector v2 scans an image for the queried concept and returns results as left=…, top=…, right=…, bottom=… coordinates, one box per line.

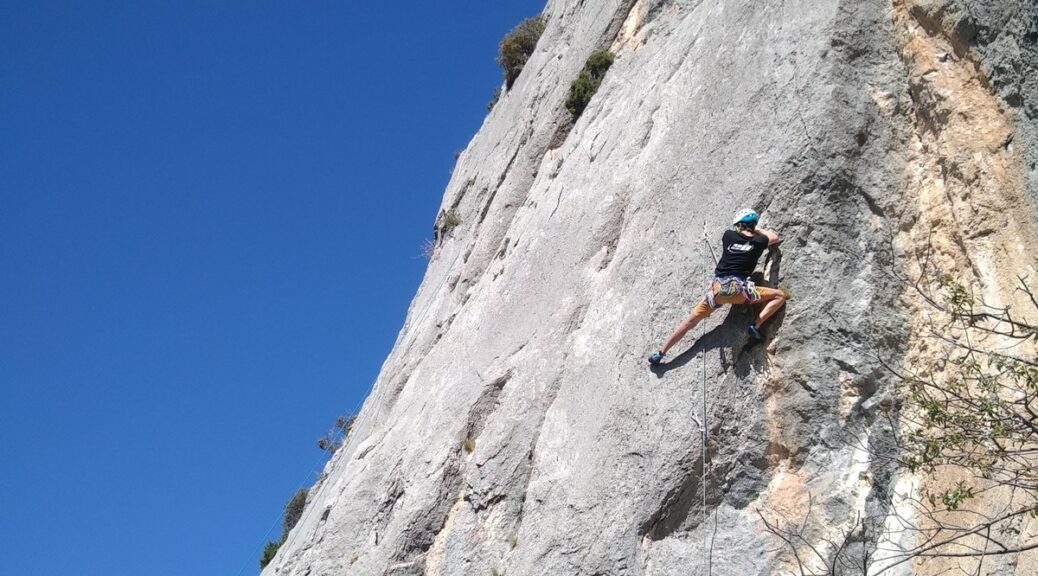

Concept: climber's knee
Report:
left=757, top=286, right=786, bottom=306
left=691, top=298, right=713, bottom=320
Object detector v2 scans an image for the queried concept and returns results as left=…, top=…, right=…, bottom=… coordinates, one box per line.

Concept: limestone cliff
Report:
left=261, top=1, right=1038, bottom=574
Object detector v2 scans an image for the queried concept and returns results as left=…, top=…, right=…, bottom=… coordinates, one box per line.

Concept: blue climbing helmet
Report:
left=732, top=208, right=759, bottom=228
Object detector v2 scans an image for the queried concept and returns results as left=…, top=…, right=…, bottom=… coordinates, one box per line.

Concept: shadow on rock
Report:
left=650, top=307, right=756, bottom=378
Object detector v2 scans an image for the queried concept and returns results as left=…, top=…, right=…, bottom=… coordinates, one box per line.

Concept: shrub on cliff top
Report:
left=497, top=16, right=545, bottom=88
left=565, top=50, right=615, bottom=119
left=316, top=413, right=356, bottom=453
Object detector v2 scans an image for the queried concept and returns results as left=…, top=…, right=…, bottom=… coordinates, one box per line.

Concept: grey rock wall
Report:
left=261, top=1, right=1038, bottom=574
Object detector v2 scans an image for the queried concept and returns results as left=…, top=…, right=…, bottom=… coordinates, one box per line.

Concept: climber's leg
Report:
left=659, top=299, right=712, bottom=354
left=747, top=287, right=787, bottom=341
left=649, top=288, right=747, bottom=364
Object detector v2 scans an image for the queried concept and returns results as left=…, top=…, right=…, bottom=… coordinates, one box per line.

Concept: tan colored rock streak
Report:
left=892, top=0, right=1038, bottom=290
left=890, top=0, right=1038, bottom=573
left=424, top=496, right=466, bottom=576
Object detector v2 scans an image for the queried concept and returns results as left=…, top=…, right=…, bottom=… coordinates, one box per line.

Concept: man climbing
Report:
left=648, top=209, right=786, bottom=365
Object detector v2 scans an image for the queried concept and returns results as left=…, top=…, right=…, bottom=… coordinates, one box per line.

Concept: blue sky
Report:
left=0, top=2, right=544, bottom=574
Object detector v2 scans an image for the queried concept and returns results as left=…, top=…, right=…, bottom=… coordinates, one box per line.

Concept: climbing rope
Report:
left=237, top=246, right=466, bottom=574
left=234, top=506, right=283, bottom=576
left=699, top=230, right=716, bottom=574
left=402, top=250, right=464, bottom=349
left=701, top=321, right=713, bottom=575
left=283, top=248, right=465, bottom=558
left=233, top=441, right=341, bottom=576
left=272, top=422, right=355, bottom=561
left=370, top=248, right=463, bottom=409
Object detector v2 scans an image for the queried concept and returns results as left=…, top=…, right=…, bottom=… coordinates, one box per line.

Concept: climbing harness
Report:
left=705, top=276, right=760, bottom=309
left=715, top=276, right=743, bottom=298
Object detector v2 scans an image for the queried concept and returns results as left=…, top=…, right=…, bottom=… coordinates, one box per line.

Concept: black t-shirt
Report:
left=714, top=230, right=769, bottom=277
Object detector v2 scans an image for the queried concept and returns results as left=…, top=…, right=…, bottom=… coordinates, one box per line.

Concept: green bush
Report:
left=317, top=413, right=356, bottom=453
left=335, top=414, right=356, bottom=437
left=283, top=489, right=307, bottom=534
left=443, top=208, right=462, bottom=231
left=258, top=488, right=310, bottom=569
left=565, top=50, right=615, bottom=119
left=260, top=539, right=281, bottom=569
left=497, top=16, right=545, bottom=88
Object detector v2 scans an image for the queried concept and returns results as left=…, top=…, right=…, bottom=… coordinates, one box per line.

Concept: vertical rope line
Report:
left=235, top=510, right=283, bottom=576
left=701, top=227, right=716, bottom=575
left=274, top=437, right=344, bottom=559
left=371, top=250, right=464, bottom=410
left=235, top=443, right=336, bottom=576
left=702, top=322, right=712, bottom=575
left=242, top=250, right=464, bottom=574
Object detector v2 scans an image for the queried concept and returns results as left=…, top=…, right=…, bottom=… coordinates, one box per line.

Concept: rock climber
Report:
left=648, top=209, right=786, bottom=365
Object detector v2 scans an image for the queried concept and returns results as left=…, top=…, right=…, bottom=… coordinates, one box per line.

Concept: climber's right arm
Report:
left=757, top=228, right=780, bottom=246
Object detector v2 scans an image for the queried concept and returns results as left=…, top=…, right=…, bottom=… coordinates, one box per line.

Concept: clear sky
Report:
left=0, top=2, right=544, bottom=574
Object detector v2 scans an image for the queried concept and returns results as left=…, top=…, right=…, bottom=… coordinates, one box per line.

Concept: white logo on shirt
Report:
left=728, top=242, right=754, bottom=253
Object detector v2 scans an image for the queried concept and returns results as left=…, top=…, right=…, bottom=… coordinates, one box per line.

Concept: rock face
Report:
left=262, top=1, right=1038, bottom=575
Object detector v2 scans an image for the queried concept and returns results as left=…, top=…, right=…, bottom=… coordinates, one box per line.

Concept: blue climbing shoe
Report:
left=748, top=323, right=765, bottom=342
left=648, top=351, right=664, bottom=365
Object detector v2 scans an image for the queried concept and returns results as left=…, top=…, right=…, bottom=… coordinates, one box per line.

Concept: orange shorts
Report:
left=690, top=280, right=784, bottom=320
